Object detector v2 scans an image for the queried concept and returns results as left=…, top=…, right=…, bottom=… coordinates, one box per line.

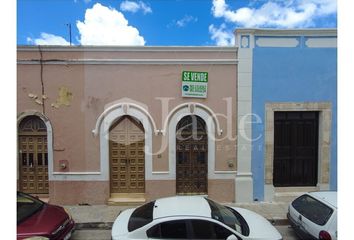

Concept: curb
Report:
left=269, top=219, right=289, bottom=226
left=75, top=219, right=289, bottom=230
left=75, top=222, right=113, bottom=230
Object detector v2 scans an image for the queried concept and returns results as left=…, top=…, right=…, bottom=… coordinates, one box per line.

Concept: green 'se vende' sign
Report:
left=181, top=71, right=208, bottom=98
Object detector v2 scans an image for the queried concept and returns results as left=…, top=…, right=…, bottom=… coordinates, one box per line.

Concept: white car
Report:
left=112, top=196, right=282, bottom=240
left=287, top=191, right=337, bottom=240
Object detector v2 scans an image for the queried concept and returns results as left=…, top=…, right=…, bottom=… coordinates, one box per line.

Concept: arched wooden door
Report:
left=18, top=116, right=48, bottom=194
left=109, top=116, right=145, bottom=194
left=176, top=115, right=208, bottom=195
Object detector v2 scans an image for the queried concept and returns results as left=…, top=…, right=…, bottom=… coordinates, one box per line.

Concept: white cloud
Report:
left=209, top=24, right=235, bottom=46
left=211, top=0, right=337, bottom=28
left=120, top=0, right=152, bottom=14
left=77, top=3, right=145, bottom=45
left=176, top=15, right=198, bottom=27
left=27, top=33, right=70, bottom=45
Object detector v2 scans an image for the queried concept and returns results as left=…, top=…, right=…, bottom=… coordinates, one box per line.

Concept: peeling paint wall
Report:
left=51, top=86, right=73, bottom=108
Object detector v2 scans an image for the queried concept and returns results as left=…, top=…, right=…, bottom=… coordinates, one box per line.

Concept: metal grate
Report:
left=176, top=115, right=208, bottom=194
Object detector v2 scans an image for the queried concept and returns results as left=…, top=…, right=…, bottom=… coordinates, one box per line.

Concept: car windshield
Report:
left=128, top=200, right=155, bottom=232
left=292, top=194, right=334, bottom=226
left=17, top=192, right=44, bottom=223
left=205, top=198, right=249, bottom=236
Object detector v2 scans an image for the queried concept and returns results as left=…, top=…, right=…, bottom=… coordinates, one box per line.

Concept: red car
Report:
left=17, top=191, right=75, bottom=240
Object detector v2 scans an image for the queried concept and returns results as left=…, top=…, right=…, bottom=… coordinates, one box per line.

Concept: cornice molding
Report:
left=17, top=45, right=238, bottom=52
left=17, top=58, right=238, bottom=65
left=235, top=28, right=337, bottom=37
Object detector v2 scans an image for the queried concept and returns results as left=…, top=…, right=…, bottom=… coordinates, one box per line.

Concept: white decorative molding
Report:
left=93, top=102, right=158, bottom=136
left=256, top=37, right=299, bottom=48
left=152, top=171, right=170, bottom=175
left=189, top=103, right=195, bottom=114
left=241, top=36, right=249, bottom=48
left=235, top=172, right=252, bottom=177
left=235, top=174, right=254, bottom=202
left=235, top=46, right=254, bottom=202
left=305, top=38, right=337, bottom=48
left=50, top=174, right=106, bottom=181
left=52, top=172, right=101, bottom=175
left=168, top=106, right=236, bottom=180
left=47, top=104, right=155, bottom=181
left=162, top=102, right=222, bottom=136
left=214, top=171, right=237, bottom=174
left=98, top=104, right=155, bottom=181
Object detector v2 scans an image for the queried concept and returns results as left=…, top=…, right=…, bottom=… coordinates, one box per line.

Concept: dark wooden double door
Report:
left=176, top=115, right=208, bottom=194
left=273, top=111, right=319, bottom=187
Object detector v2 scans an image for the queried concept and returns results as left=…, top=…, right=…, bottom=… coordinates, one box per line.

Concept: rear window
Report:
left=205, top=198, right=249, bottom=236
left=128, top=201, right=155, bottom=232
left=292, top=194, right=334, bottom=226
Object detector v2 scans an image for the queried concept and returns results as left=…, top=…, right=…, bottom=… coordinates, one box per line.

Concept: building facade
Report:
left=17, top=28, right=337, bottom=205
left=17, top=46, right=238, bottom=204
left=234, top=29, right=337, bottom=202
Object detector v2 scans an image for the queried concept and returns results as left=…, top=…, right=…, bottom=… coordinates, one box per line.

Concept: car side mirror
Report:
left=226, top=235, right=239, bottom=240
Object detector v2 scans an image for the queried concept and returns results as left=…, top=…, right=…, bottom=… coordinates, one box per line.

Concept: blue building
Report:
left=234, top=29, right=337, bottom=202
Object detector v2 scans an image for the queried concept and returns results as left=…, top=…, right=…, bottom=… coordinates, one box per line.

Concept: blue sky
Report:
left=17, top=0, right=337, bottom=46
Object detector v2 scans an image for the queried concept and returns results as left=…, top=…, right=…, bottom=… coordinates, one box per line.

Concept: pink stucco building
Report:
left=17, top=46, right=238, bottom=204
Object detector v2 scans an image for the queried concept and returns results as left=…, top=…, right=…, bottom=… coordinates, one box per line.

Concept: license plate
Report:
left=64, top=231, right=72, bottom=240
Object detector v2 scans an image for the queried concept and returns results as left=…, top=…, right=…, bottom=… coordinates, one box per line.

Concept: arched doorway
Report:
left=176, top=115, right=208, bottom=194
left=18, top=116, right=48, bottom=194
left=109, top=116, right=145, bottom=194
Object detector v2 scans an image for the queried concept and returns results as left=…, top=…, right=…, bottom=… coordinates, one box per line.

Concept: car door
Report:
left=146, top=219, right=190, bottom=239
left=189, top=219, right=243, bottom=240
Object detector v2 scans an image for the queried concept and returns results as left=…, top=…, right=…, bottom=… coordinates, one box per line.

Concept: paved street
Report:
left=71, top=229, right=111, bottom=240
left=276, top=225, right=299, bottom=240
left=70, top=225, right=300, bottom=240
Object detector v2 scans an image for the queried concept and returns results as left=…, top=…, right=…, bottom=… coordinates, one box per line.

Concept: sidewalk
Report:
left=64, top=201, right=291, bottom=230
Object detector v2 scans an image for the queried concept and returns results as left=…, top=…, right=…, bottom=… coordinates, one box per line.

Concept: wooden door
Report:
left=110, top=116, right=145, bottom=193
left=273, top=111, right=319, bottom=187
left=176, top=115, right=208, bottom=194
left=18, top=116, right=48, bottom=194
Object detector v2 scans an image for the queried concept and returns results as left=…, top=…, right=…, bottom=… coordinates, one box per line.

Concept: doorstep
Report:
left=107, top=193, right=146, bottom=206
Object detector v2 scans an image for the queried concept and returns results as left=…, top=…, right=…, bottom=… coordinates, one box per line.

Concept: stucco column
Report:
left=235, top=33, right=254, bottom=203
